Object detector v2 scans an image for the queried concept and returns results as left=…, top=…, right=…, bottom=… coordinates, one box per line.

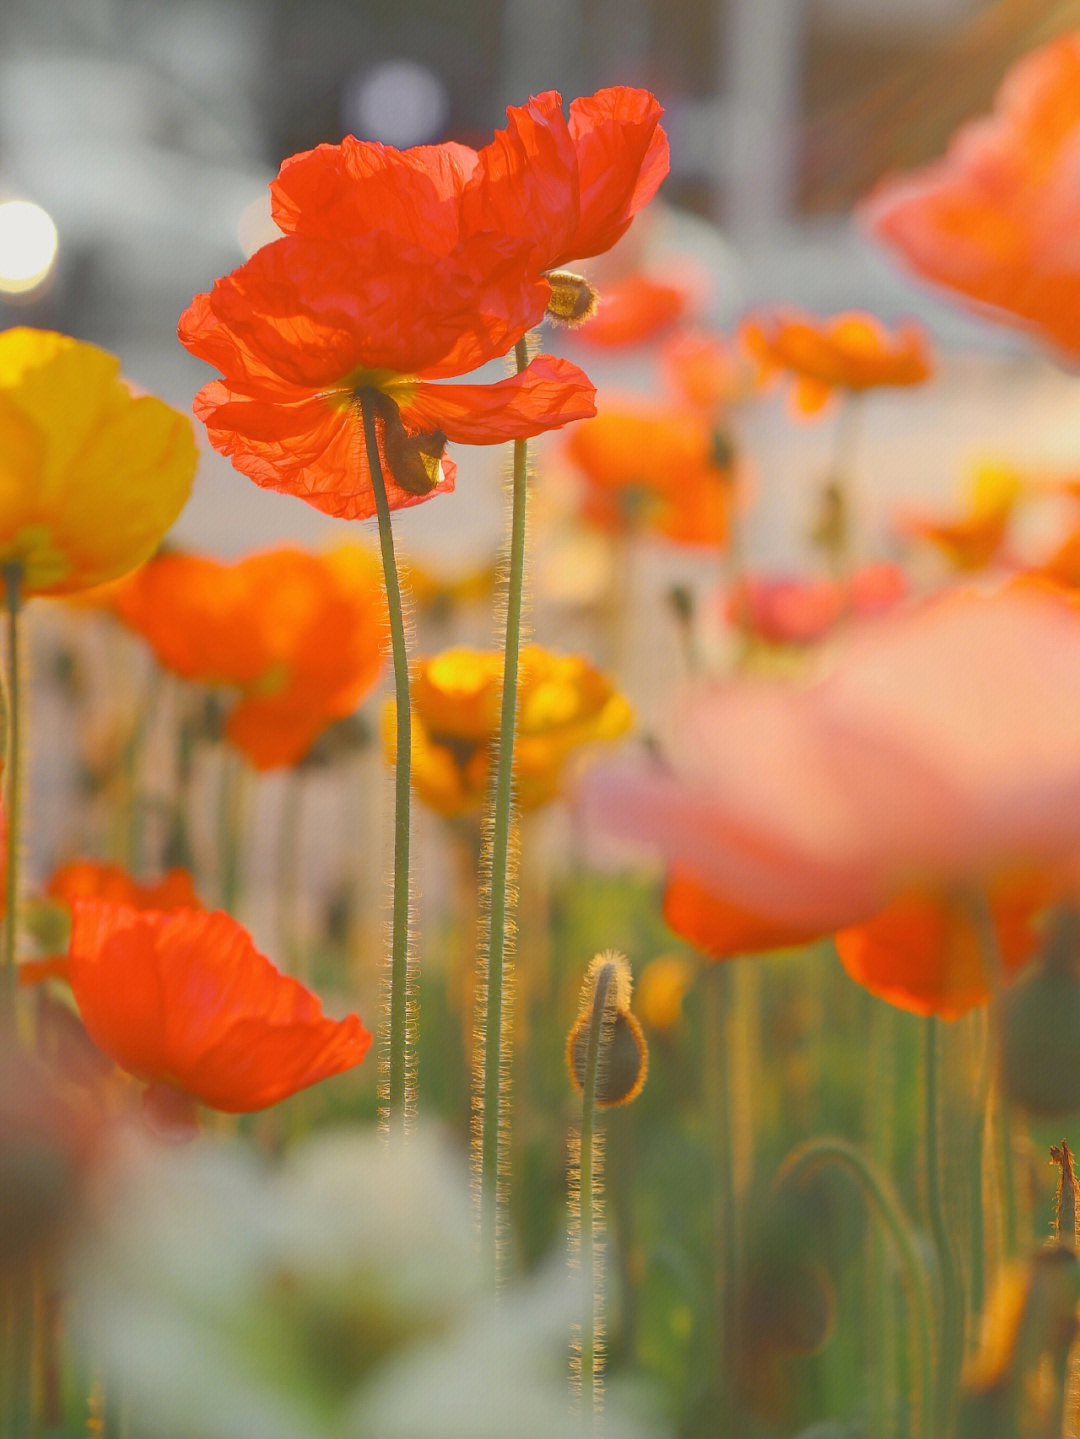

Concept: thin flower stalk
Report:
left=572, top=959, right=616, bottom=1420
left=2, top=563, right=21, bottom=1020
left=924, top=1017, right=965, bottom=1436
left=216, top=749, right=248, bottom=917
left=358, top=391, right=415, bottom=1136
left=477, top=336, right=531, bottom=1268
left=703, top=963, right=738, bottom=1435
left=968, top=889, right=1020, bottom=1261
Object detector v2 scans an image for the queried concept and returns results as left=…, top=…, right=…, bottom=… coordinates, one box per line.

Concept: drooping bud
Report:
left=566, top=950, right=648, bottom=1108
left=545, top=271, right=600, bottom=328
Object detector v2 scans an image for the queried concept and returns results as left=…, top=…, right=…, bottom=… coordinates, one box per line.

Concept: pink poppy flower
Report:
left=581, top=584, right=1080, bottom=1012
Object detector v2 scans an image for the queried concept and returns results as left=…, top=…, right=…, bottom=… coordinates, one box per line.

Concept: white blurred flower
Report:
left=67, top=1124, right=667, bottom=1439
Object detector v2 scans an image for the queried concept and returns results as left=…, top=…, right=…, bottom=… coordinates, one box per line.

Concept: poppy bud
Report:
left=545, top=271, right=600, bottom=327
left=566, top=951, right=648, bottom=1108
left=998, top=909, right=1080, bottom=1116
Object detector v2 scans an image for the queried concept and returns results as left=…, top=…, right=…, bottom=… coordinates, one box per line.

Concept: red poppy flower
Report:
left=863, top=32, right=1080, bottom=360
left=740, top=310, right=932, bottom=416
left=271, top=87, right=669, bottom=274
left=725, top=564, right=908, bottom=646
left=179, top=238, right=594, bottom=520
left=110, top=546, right=388, bottom=769
left=67, top=901, right=371, bottom=1113
left=177, top=87, right=667, bottom=523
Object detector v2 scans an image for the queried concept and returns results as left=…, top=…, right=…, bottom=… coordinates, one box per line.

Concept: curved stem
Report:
left=777, top=1136, right=935, bottom=1439
left=2, top=563, right=21, bottom=1020
left=359, top=395, right=413, bottom=1136
left=478, top=337, right=530, bottom=1271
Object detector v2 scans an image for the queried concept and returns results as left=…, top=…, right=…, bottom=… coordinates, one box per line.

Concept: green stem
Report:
left=359, top=394, right=413, bottom=1135
left=703, top=963, right=737, bottom=1433
left=2, top=563, right=21, bottom=1020
left=778, top=1136, right=935, bottom=1439
left=924, top=1016, right=964, bottom=1437
left=216, top=750, right=245, bottom=916
left=824, top=393, right=862, bottom=579
left=577, top=961, right=615, bottom=1420
left=968, top=891, right=1019, bottom=1260
left=479, top=337, right=530, bottom=1270
left=275, top=770, right=303, bottom=975
left=966, top=1013, right=989, bottom=1330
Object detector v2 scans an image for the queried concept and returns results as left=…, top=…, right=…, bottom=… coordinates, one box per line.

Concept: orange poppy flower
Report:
left=46, top=860, right=202, bottom=912
left=582, top=585, right=1080, bottom=1015
left=740, top=309, right=932, bottom=415
left=901, top=463, right=1022, bottom=570
left=67, top=901, right=371, bottom=1113
left=863, top=32, right=1080, bottom=360
left=660, top=330, right=759, bottom=416
left=384, top=646, right=633, bottom=816
left=572, top=272, right=688, bottom=347
left=1037, top=526, right=1080, bottom=590
left=111, top=545, right=388, bottom=769
left=177, top=86, right=668, bottom=522
left=664, top=869, right=1052, bottom=1019
left=564, top=401, right=737, bottom=547
left=20, top=861, right=203, bottom=987
left=834, top=876, right=1054, bottom=1020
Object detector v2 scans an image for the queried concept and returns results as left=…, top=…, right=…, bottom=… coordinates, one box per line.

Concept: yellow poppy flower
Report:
left=0, top=329, right=197, bottom=595
left=384, top=645, right=633, bottom=817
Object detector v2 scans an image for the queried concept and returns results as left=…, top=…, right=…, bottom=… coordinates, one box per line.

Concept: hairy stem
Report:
left=360, top=394, right=413, bottom=1136
left=478, top=337, right=530, bottom=1272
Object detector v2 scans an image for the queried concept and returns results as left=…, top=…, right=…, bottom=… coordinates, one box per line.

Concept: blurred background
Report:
left=4, top=0, right=1080, bottom=562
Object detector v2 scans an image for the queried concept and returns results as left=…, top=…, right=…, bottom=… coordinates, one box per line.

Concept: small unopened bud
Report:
left=567, top=951, right=648, bottom=1107
left=545, top=271, right=600, bottom=328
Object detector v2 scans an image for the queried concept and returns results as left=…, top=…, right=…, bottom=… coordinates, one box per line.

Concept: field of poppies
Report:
left=9, top=31, right=1080, bottom=1439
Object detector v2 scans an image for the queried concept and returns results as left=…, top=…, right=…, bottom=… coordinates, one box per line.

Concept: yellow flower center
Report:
left=325, top=368, right=419, bottom=412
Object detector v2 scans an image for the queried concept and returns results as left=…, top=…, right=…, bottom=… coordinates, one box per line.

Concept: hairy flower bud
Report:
left=545, top=271, right=600, bottom=327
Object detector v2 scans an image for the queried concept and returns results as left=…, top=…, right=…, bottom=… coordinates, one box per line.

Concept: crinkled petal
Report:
left=67, top=903, right=371, bottom=1112
left=463, top=92, right=581, bottom=267
left=565, top=88, right=670, bottom=262
left=180, top=234, right=548, bottom=394
left=192, top=381, right=457, bottom=520
left=271, top=136, right=481, bottom=245
left=403, top=355, right=596, bottom=443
